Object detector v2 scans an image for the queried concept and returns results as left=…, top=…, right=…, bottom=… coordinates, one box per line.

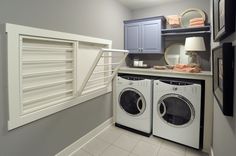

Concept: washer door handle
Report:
left=160, top=102, right=167, bottom=117
left=136, top=97, right=143, bottom=112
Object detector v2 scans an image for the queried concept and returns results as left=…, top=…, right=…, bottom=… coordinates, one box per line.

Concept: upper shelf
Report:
left=161, top=25, right=211, bottom=36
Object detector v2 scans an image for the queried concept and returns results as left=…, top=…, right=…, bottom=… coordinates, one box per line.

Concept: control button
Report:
left=172, top=87, right=178, bottom=91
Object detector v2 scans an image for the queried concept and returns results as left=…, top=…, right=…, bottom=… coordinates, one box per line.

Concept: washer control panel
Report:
left=120, top=75, right=145, bottom=81
left=117, top=76, right=151, bottom=87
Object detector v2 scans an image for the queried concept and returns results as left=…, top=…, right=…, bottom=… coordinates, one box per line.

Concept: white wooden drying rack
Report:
left=5, top=23, right=129, bottom=130
left=78, top=48, right=129, bottom=95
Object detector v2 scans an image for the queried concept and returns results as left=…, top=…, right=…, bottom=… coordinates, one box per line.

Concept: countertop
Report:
left=118, top=67, right=212, bottom=79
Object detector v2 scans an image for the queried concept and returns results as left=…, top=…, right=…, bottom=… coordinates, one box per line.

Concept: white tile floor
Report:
left=72, top=125, right=208, bottom=156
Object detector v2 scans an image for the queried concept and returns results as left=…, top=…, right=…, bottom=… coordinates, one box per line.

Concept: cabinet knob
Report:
left=172, top=87, right=178, bottom=91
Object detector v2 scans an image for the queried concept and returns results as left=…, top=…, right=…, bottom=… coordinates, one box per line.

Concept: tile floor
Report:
left=72, top=125, right=208, bottom=156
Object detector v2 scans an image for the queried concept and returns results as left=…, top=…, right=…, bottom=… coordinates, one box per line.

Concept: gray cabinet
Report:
left=124, top=23, right=140, bottom=53
left=124, top=17, right=165, bottom=54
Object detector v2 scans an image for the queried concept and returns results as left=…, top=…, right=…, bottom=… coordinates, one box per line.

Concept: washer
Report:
left=153, top=79, right=203, bottom=149
left=116, top=75, right=152, bottom=136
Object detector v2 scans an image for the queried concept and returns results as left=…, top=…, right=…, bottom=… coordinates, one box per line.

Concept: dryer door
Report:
left=119, top=88, right=146, bottom=116
left=157, top=94, right=195, bottom=127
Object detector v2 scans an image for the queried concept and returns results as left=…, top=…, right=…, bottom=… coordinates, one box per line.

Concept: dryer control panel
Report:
left=159, top=80, right=193, bottom=86
left=117, top=75, right=152, bottom=87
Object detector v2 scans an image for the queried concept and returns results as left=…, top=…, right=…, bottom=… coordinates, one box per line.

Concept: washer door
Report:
left=119, top=88, right=146, bottom=116
left=157, top=94, right=195, bottom=127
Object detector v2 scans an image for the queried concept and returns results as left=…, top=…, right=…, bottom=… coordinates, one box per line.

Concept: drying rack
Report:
left=78, top=48, right=129, bottom=95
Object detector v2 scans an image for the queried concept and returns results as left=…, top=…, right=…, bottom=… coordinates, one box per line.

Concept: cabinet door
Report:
left=124, top=23, right=141, bottom=53
left=141, top=20, right=162, bottom=53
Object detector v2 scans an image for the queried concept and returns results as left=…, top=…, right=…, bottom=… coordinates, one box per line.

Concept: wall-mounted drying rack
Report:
left=78, top=48, right=128, bottom=96
left=20, top=35, right=77, bottom=113
left=6, top=23, right=130, bottom=130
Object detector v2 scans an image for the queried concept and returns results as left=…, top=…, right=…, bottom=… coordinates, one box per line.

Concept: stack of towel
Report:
left=166, top=15, right=181, bottom=28
left=189, top=18, right=205, bottom=27
left=173, top=64, right=201, bottom=73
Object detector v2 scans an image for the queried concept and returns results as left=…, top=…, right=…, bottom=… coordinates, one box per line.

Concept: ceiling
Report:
left=118, top=0, right=185, bottom=10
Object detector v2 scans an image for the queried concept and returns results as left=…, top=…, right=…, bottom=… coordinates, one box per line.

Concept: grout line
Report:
left=110, top=139, right=132, bottom=153
left=96, top=127, right=123, bottom=145
left=72, top=124, right=113, bottom=156
left=98, top=143, right=113, bottom=156
left=129, top=138, right=141, bottom=154
left=97, top=125, right=132, bottom=154
left=81, top=149, right=93, bottom=156
left=156, top=146, right=161, bottom=156
left=110, top=131, right=139, bottom=153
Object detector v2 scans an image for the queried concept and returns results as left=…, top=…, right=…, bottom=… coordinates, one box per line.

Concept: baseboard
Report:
left=210, top=147, right=214, bottom=156
left=55, top=118, right=113, bottom=156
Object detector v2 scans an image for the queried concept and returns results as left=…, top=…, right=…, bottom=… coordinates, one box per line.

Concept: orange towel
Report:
left=189, top=24, right=205, bottom=27
left=189, top=17, right=205, bottom=27
left=173, top=64, right=201, bottom=73
left=190, top=21, right=204, bottom=25
left=190, top=18, right=204, bottom=23
left=173, top=67, right=201, bottom=73
left=166, top=15, right=181, bottom=27
left=174, top=64, right=188, bottom=69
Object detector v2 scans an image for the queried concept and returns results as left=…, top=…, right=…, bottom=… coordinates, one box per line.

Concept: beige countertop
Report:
left=118, top=67, right=212, bottom=79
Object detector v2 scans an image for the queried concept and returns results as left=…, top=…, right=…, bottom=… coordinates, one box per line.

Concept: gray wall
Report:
left=131, top=0, right=210, bottom=21
left=0, top=0, right=131, bottom=156
left=126, top=0, right=211, bottom=71
left=212, top=2, right=236, bottom=155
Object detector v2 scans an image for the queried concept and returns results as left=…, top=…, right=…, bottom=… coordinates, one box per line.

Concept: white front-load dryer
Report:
left=116, top=75, right=152, bottom=136
left=153, top=79, right=203, bottom=149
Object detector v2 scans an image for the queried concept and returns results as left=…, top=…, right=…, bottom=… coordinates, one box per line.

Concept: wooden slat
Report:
left=23, top=69, right=73, bottom=78
left=82, top=85, right=107, bottom=95
left=22, top=59, right=73, bottom=64
left=23, top=79, right=73, bottom=92
left=84, top=82, right=108, bottom=91
left=23, top=96, right=74, bottom=114
left=88, top=75, right=113, bottom=83
left=101, top=48, right=129, bottom=53
left=96, top=62, right=120, bottom=66
left=23, top=90, right=73, bottom=106
left=22, top=46, right=73, bottom=51
left=101, top=56, right=123, bottom=58
left=92, top=70, right=114, bottom=74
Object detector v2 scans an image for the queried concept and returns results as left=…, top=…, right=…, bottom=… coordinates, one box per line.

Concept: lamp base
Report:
left=187, top=52, right=200, bottom=66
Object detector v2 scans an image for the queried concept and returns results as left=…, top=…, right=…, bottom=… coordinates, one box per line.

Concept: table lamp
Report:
left=185, top=37, right=206, bottom=65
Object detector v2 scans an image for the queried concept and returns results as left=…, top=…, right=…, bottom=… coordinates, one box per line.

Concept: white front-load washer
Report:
left=153, top=79, right=203, bottom=149
left=116, top=75, right=152, bottom=136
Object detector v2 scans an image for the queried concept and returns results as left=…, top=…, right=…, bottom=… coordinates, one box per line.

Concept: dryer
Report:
left=115, top=75, right=152, bottom=136
left=153, top=79, right=203, bottom=149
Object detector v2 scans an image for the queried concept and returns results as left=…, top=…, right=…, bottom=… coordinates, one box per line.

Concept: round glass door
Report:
left=119, top=88, right=146, bottom=116
left=157, top=94, right=195, bottom=127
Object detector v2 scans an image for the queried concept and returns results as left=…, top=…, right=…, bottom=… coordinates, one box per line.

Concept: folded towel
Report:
left=166, top=15, right=181, bottom=27
left=190, top=21, right=204, bottom=25
left=189, top=24, right=205, bottom=27
left=173, top=64, right=201, bottom=73
left=174, top=64, right=188, bottom=69
left=190, top=18, right=204, bottom=23
left=173, top=67, right=201, bottom=73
